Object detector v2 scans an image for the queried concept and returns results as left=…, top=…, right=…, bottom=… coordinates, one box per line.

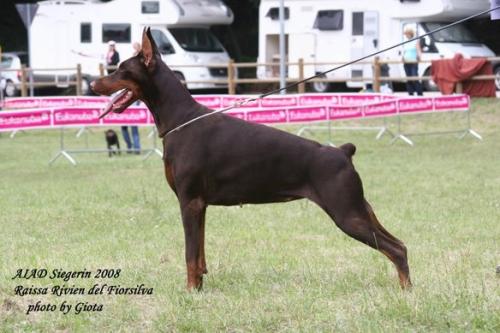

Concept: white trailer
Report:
left=30, top=0, right=234, bottom=93
left=258, top=0, right=496, bottom=92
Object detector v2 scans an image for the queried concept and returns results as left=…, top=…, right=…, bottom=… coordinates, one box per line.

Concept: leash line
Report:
left=165, top=5, right=500, bottom=137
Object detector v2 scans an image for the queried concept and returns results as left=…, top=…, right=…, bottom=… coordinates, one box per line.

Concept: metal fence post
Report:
left=228, top=59, right=236, bottom=95
left=76, top=64, right=82, bottom=96
left=298, top=58, right=305, bottom=94
left=373, top=56, right=381, bottom=93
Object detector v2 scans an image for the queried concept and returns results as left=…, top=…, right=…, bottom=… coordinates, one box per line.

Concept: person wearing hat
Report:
left=106, top=40, right=120, bottom=74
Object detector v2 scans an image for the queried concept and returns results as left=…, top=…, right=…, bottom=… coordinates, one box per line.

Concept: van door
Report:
left=288, top=33, right=316, bottom=78
left=350, top=11, right=379, bottom=85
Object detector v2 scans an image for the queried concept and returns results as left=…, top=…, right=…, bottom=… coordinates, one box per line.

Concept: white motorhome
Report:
left=258, top=0, right=496, bottom=92
left=30, top=0, right=234, bottom=93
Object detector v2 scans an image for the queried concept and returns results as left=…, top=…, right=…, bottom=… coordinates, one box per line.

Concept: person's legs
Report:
left=413, top=64, right=423, bottom=96
left=403, top=63, right=415, bottom=95
left=131, top=126, right=141, bottom=154
left=121, top=126, right=132, bottom=152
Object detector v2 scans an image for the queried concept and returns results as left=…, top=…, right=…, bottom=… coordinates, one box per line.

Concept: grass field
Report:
left=0, top=98, right=499, bottom=332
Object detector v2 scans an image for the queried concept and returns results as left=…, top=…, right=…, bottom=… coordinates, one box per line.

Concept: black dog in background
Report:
left=105, top=129, right=121, bottom=157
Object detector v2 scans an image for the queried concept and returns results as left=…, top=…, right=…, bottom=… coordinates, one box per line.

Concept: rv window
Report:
left=266, top=7, right=290, bottom=20
left=81, top=23, right=91, bottom=43
left=102, top=24, right=131, bottom=43
left=314, top=10, right=343, bottom=31
left=150, top=30, right=175, bottom=55
left=142, top=1, right=159, bottom=14
left=169, top=28, right=224, bottom=53
left=352, top=12, right=363, bottom=36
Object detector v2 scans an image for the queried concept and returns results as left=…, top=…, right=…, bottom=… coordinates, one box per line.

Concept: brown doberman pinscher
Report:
left=91, top=28, right=411, bottom=291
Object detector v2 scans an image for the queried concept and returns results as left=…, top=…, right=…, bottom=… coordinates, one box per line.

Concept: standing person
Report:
left=402, top=28, right=423, bottom=96
left=106, top=41, right=131, bottom=151
left=106, top=40, right=120, bottom=74
left=120, top=42, right=142, bottom=154
left=106, top=41, right=134, bottom=153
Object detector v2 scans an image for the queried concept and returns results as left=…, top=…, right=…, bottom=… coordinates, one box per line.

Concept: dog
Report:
left=105, top=129, right=121, bottom=157
left=91, top=28, right=412, bottom=291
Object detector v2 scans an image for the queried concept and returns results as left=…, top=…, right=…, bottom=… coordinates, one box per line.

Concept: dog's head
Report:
left=91, top=27, right=161, bottom=116
left=105, top=129, right=117, bottom=138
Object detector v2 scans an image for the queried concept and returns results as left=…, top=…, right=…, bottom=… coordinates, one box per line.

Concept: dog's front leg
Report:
left=180, top=197, right=207, bottom=291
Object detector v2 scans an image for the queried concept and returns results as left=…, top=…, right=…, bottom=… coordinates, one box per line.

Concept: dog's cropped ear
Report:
left=141, top=27, right=157, bottom=68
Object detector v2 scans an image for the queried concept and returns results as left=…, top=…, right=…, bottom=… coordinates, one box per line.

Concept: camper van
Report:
left=258, top=0, right=497, bottom=92
left=30, top=0, right=234, bottom=94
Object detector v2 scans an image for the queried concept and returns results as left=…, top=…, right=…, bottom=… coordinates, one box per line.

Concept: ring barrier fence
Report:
left=0, top=93, right=480, bottom=164
left=1, top=56, right=498, bottom=96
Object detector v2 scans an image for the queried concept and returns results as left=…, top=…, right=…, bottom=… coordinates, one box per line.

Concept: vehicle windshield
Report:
left=422, top=23, right=479, bottom=43
left=169, top=28, right=224, bottom=52
left=151, top=29, right=175, bottom=54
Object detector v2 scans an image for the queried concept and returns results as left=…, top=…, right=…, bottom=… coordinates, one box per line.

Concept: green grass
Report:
left=1, top=99, right=499, bottom=332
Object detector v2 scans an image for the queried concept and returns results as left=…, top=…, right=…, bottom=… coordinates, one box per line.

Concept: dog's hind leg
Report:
left=180, top=197, right=207, bottom=291
left=312, top=169, right=411, bottom=289
left=363, top=200, right=411, bottom=288
left=199, top=209, right=208, bottom=275
left=326, top=203, right=411, bottom=289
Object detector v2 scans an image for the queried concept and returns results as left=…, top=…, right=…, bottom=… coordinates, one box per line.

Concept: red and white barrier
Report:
left=0, top=94, right=470, bottom=133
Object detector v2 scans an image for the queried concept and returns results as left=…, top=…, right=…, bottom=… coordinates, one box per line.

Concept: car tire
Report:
left=81, top=77, right=92, bottom=95
left=494, top=66, right=500, bottom=91
left=422, top=67, right=438, bottom=92
left=308, top=74, right=331, bottom=93
left=4, top=80, right=17, bottom=97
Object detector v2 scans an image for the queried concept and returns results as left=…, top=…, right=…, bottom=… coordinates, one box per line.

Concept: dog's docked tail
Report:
left=340, top=143, right=356, bottom=161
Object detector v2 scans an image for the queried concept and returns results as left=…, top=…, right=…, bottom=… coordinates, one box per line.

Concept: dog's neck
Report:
left=143, top=61, right=203, bottom=137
